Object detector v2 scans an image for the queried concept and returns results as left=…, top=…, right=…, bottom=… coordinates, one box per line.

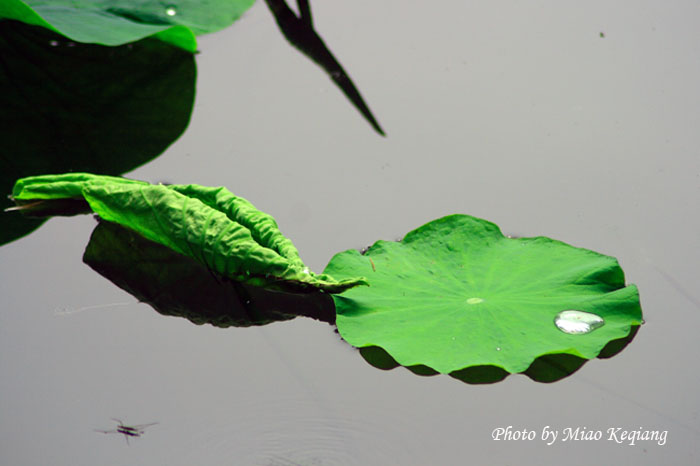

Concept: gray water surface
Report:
left=2, top=1, right=699, bottom=464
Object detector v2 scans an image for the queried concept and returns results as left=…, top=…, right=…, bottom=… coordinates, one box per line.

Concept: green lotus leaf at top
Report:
left=323, top=214, right=643, bottom=375
left=11, top=173, right=367, bottom=293
left=0, top=0, right=256, bottom=52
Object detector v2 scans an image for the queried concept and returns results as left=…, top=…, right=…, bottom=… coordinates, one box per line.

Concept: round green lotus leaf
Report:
left=324, top=215, right=643, bottom=375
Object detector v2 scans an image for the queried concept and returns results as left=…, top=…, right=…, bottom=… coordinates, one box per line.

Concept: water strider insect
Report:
left=95, top=418, right=158, bottom=444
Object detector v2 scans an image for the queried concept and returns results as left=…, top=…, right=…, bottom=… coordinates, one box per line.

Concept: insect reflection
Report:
left=95, top=418, right=158, bottom=444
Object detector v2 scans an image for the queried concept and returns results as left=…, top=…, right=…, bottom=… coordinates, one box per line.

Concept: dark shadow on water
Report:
left=523, top=354, right=587, bottom=383
left=598, top=324, right=641, bottom=358
left=523, top=326, right=641, bottom=382
left=358, top=323, right=640, bottom=384
left=451, top=366, right=510, bottom=384
left=360, top=345, right=507, bottom=383
left=83, top=219, right=336, bottom=327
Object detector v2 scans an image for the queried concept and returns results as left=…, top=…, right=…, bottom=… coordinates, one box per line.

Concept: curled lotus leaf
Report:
left=323, top=214, right=643, bottom=375
left=11, top=173, right=367, bottom=293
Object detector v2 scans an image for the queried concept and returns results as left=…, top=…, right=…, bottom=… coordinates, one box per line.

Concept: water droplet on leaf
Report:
left=466, top=297, right=484, bottom=305
left=554, top=310, right=605, bottom=335
left=165, top=5, right=177, bottom=16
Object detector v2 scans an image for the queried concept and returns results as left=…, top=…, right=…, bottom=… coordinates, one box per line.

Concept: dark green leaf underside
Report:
left=0, top=21, right=195, bottom=245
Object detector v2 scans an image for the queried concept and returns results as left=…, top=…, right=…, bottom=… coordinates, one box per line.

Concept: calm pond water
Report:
left=2, top=1, right=699, bottom=464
